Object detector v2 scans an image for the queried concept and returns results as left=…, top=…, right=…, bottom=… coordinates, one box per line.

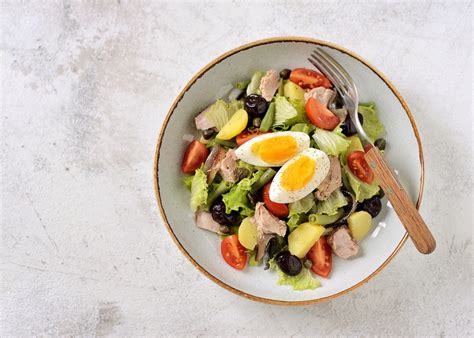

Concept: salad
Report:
left=181, top=68, right=386, bottom=290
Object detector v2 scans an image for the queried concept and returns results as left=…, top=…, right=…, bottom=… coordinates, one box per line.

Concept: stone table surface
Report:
left=1, top=1, right=472, bottom=336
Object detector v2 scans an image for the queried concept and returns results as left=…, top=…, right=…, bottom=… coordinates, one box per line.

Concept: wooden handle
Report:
left=365, top=147, right=436, bottom=254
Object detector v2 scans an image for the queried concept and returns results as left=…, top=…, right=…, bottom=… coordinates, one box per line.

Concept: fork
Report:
left=308, top=48, right=436, bottom=254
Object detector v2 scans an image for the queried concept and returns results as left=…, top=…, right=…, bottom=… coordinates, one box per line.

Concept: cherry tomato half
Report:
left=289, top=68, right=332, bottom=89
left=347, top=150, right=374, bottom=184
left=181, top=140, right=209, bottom=174
left=307, top=236, right=332, bottom=278
left=305, top=97, right=340, bottom=130
left=221, top=234, right=247, bottom=270
left=262, top=182, right=289, bottom=218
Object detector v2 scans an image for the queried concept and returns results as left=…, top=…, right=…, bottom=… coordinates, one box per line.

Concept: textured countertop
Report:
left=2, top=1, right=472, bottom=336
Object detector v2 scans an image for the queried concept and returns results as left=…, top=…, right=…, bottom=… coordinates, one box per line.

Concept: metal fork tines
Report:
left=307, top=48, right=371, bottom=144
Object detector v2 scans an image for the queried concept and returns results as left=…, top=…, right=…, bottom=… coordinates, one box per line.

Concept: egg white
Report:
left=234, top=131, right=310, bottom=167
left=269, top=148, right=330, bottom=203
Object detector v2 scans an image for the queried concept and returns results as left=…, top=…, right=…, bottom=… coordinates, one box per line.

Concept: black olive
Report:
left=202, top=129, right=215, bottom=140
left=279, top=68, right=291, bottom=80
left=211, top=201, right=239, bottom=225
left=275, top=251, right=302, bottom=276
left=374, top=138, right=386, bottom=151
left=244, top=94, right=268, bottom=117
left=378, top=189, right=385, bottom=199
left=341, top=113, right=364, bottom=136
left=252, top=117, right=262, bottom=128
left=357, top=195, right=382, bottom=218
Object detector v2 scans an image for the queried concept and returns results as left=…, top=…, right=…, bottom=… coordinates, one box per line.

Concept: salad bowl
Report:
left=153, top=37, right=424, bottom=305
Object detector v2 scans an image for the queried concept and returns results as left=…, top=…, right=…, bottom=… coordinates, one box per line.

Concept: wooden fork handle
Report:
left=365, top=147, right=436, bottom=254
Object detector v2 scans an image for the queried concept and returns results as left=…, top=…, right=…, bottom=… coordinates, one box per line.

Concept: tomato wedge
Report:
left=307, top=236, right=332, bottom=278
left=236, top=130, right=268, bottom=146
left=262, top=182, right=289, bottom=218
left=347, top=150, right=374, bottom=184
left=221, top=234, right=247, bottom=270
left=289, top=68, right=332, bottom=89
left=305, top=97, right=340, bottom=130
left=181, top=140, right=209, bottom=174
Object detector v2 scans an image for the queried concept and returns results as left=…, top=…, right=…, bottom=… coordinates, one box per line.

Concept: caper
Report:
left=252, top=118, right=262, bottom=128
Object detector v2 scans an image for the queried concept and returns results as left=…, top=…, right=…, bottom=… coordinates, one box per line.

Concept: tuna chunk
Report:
left=194, top=211, right=227, bottom=234
left=315, top=156, right=342, bottom=201
left=328, top=226, right=359, bottom=259
left=219, top=150, right=240, bottom=183
left=254, top=202, right=287, bottom=260
left=195, top=106, right=215, bottom=130
left=259, top=70, right=281, bottom=102
left=304, top=87, right=336, bottom=107
left=204, top=144, right=226, bottom=183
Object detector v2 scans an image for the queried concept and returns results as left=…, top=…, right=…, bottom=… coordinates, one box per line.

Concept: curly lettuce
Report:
left=343, top=166, right=380, bottom=202
left=312, top=127, right=350, bottom=156
left=289, top=193, right=316, bottom=216
left=269, top=259, right=320, bottom=291
left=273, top=96, right=308, bottom=129
left=314, top=189, right=348, bottom=216
left=222, top=170, right=264, bottom=216
left=190, top=168, right=208, bottom=211
left=358, top=102, right=385, bottom=142
left=205, top=99, right=243, bottom=131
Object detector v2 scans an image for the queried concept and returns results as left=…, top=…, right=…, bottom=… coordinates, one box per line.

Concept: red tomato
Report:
left=181, top=140, right=209, bottom=174
left=262, top=182, right=289, bottom=218
left=221, top=235, right=247, bottom=270
left=236, top=130, right=268, bottom=146
left=289, top=68, right=332, bottom=89
left=347, top=150, right=374, bottom=184
left=307, top=236, right=332, bottom=278
left=305, top=97, right=340, bottom=130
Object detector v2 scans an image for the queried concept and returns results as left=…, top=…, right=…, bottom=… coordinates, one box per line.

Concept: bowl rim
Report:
left=153, top=36, right=424, bottom=306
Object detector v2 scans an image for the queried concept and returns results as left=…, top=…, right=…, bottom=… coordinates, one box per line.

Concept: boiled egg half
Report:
left=270, top=148, right=330, bottom=203
left=235, top=131, right=310, bottom=167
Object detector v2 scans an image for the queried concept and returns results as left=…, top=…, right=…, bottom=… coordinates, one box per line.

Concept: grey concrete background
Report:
left=1, top=1, right=472, bottom=336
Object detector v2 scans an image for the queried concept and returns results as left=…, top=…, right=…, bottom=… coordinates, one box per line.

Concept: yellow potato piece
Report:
left=288, top=222, right=325, bottom=258
left=216, top=109, right=248, bottom=140
left=283, top=81, right=305, bottom=101
left=348, top=211, right=373, bottom=241
left=238, top=217, right=258, bottom=250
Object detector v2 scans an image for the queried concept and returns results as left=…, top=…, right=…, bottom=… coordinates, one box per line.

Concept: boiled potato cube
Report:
left=283, top=81, right=305, bottom=101
left=216, top=109, right=248, bottom=140
left=348, top=211, right=373, bottom=241
left=238, top=217, right=258, bottom=250
left=288, top=222, right=325, bottom=258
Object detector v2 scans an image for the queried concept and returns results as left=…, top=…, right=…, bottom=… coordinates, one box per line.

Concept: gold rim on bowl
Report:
left=153, top=36, right=424, bottom=306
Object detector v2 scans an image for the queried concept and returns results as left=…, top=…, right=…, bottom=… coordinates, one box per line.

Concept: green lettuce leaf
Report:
left=182, top=175, right=194, bottom=190
left=312, top=128, right=350, bottom=156
left=358, top=102, right=385, bottom=142
left=289, top=193, right=316, bottom=216
left=287, top=213, right=308, bottom=231
left=343, top=165, right=380, bottom=202
left=205, top=99, right=243, bottom=131
left=269, top=259, right=320, bottom=291
left=190, top=168, right=208, bottom=211
left=314, top=189, right=348, bottom=215
left=313, top=125, right=350, bottom=154
left=273, top=96, right=309, bottom=129
left=222, top=170, right=264, bottom=216
left=290, top=123, right=316, bottom=134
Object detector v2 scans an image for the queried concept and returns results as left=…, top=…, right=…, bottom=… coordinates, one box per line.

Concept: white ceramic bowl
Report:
left=154, top=37, right=424, bottom=305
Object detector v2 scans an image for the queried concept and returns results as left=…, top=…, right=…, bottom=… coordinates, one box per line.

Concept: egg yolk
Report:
left=280, top=156, right=316, bottom=191
left=251, top=136, right=298, bottom=164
